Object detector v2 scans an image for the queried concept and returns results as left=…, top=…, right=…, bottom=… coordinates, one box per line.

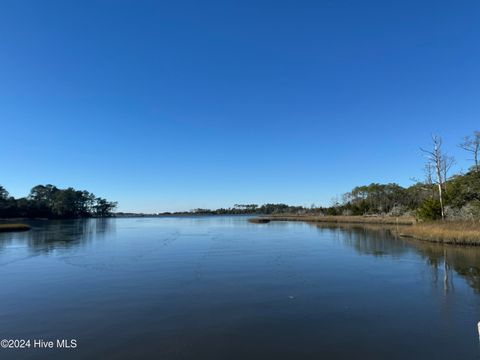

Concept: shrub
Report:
left=388, top=205, right=408, bottom=217
left=461, top=200, right=480, bottom=220
left=416, top=198, right=442, bottom=221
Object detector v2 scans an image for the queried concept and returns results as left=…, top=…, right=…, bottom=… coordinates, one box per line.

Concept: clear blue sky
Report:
left=1, top=1, right=479, bottom=212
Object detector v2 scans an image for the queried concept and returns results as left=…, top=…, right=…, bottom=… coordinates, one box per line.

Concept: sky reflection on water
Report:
left=1, top=217, right=479, bottom=359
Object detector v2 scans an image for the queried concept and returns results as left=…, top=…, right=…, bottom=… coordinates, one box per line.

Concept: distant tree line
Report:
left=328, top=131, right=480, bottom=221
left=8, top=131, right=477, bottom=222
left=189, top=203, right=309, bottom=215
left=0, top=184, right=117, bottom=219
left=115, top=204, right=310, bottom=217
left=170, top=131, right=480, bottom=221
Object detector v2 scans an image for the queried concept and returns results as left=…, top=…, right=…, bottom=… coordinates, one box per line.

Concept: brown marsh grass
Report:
left=248, top=218, right=271, bottom=224
left=251, top=215, right=480, bottom=245
left=0, top=224, right=31, bottom=232
left=255, top=214, right=416, bottom=225
left=398, top=221, right=480, bottom=245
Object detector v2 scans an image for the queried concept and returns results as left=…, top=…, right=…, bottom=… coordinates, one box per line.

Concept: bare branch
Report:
left=458, top=130, right=480, bottom=172
left=419, top=134, right=453, bottom=220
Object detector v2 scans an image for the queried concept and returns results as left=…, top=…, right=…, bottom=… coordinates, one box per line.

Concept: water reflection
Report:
left=2, top=218, right=480, bottom=294
left=315, top=223, right=480, bottom=294
left=0, top=218, right=115, bottom=254
left=416, top=241, right=480, bottom=294
left=1, top=218, right=480, bottom=359
left=316, top=223, right=411, bottom=257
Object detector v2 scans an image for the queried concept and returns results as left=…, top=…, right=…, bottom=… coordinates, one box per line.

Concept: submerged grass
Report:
left=0, top=224, right=31, bottom=232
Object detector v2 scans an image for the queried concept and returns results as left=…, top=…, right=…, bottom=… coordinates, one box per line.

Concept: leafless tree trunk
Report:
left=423, top=163, right=436, bottom=198
left=459, top=131, right=480, bottom=172
left=421, top=135, right=454, bottom=221
left=441, top=155, right=455, bottom=194
left=424, top=163, right=434, bottom=185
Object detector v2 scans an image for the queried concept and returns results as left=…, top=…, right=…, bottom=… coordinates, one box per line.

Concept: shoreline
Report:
left=254, top=214, right=416, bottom=225
left=250, top=215, right=480, bottom=246
left=2, top=214, right=479, bottom=245
left=0, top=224, right=31, bottom=233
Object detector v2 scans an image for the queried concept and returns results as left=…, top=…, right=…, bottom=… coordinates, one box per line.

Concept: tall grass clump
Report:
left=398, top=221, right=480, bottom=245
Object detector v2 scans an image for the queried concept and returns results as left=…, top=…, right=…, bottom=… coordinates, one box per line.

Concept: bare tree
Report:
left=423, top=163, right=436, bottom=197
left=459, top=131, right=480, bottom=172
left=441, top=155, right=456, bottom=193
left=330, top=195, right=340, bottom=207
left=424, top=163, right=434, bottom=185
left=421, top=135, right=454, bottom=220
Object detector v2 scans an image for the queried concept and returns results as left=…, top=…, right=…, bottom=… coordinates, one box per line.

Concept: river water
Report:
left=1, top=216, right=479, bottom=359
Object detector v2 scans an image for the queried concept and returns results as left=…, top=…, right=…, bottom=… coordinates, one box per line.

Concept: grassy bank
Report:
left=397, top=221, right=480, bottom=245
left=0, top=224, right=31, bottom=232
left=248, top=218, right=271, bottom=224
left=250, top=215, right=480, bottom=245
left=254, top=215, right=416, bottom=225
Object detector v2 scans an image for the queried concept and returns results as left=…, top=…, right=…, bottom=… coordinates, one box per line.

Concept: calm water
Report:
left=1, top=216, right=480, bottom=359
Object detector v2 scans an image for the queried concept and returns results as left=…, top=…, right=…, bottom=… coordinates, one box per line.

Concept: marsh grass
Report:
left=248, top=218, right=271, bottom=224
left=398, top=221, right=480, bottom=245
left=0, top=224, right=31, bottom=232
left=251, top=215, right=480, bottom=245
left=255, top=215, right=416, bottom=225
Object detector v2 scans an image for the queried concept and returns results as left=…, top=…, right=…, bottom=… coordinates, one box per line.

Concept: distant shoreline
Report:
left=0, top=213, right=254, bottom=222
left=3, top=214, right=479, bottom=246
left=114, top=213, right=255, bottom=218
left=250, top=215, right=480, bottom=246
left=251, top=214, right=415, bottom=225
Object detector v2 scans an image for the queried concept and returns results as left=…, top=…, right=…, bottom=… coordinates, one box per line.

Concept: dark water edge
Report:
left=1, top=216, right=480, bottom=359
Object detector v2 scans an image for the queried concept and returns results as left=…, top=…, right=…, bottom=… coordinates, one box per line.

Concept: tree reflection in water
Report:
left=0, top=218, right=116, bottom=254
left=314, top=222, right=480, bottom=294
left=2, top=219, right=480, bottom=295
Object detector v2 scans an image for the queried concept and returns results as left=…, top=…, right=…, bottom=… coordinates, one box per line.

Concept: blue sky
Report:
left=1, top=0, right=479, bottom=212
